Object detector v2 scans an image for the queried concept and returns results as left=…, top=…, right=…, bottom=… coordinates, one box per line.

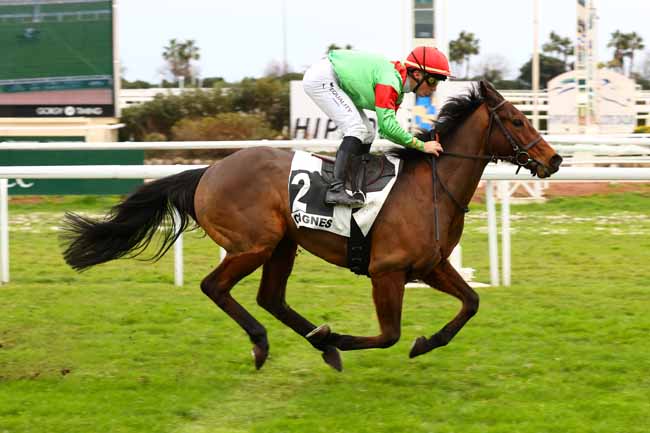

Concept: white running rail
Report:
left=2, top=137, right=650, bottom=286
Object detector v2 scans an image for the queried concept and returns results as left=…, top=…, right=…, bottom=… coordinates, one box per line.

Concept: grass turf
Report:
left=1, top=192, right=649, bottom=433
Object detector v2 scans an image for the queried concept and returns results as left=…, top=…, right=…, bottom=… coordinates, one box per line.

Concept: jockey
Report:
left=302, top=46, right=451, bottom=207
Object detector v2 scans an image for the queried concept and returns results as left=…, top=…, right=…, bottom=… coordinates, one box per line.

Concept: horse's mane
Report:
left=388, top=83, right=485, bottom=161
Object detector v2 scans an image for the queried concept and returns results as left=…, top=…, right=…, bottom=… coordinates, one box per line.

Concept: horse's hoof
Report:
left=322, top=346, right=343, bottom=372
left=251, top=343, right=269, bottom=370
left=306, top=324, right=331, bottom=345
left=409, top=336, right=430, bottom=358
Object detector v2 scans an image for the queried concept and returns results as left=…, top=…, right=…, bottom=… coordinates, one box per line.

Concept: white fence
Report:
left=2, top=137, right=650, bottom=153
left=119, top=89, right=650, bottom=128
left=2, top=138, right=650, bottom=287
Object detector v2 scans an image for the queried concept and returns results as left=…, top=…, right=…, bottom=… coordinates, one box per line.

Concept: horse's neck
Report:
left=437, top=108, right=490, bottom=208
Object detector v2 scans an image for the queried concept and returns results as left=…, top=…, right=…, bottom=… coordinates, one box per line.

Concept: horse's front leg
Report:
left=409, top=259, right=479, bottom=358
left=307, top=271, right=406, bottom=351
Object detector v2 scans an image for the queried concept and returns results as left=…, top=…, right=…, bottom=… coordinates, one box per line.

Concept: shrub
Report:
left=172, top=112, right=276, bottom=141
left=118, top=75, right=298, bottom=142
left=230, top=77, right=289, bottom=132
left=169, top=113, right=278, bottom=159
left=143, top=132, right=167, bottom=141
left=119, top=87, right=234, bottom=141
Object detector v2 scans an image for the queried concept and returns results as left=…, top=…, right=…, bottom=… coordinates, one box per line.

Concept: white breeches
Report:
left=302, top=58, right=375, bottom=145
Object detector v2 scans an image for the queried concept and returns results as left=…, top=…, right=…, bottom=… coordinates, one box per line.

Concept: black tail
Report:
left=61, top=167, right=208, bottom=271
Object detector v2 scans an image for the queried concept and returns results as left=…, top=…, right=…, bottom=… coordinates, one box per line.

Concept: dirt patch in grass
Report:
left=471, top=182, right=650, bottom=203
left=544, top=182, right=650, bottom=197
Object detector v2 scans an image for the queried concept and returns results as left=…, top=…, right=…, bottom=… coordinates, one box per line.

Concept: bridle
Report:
left=429, top=99, right=544, bottom=240
left=438, top=99, right=544, bottom=168
left=484, top=99, right=543, bottom=170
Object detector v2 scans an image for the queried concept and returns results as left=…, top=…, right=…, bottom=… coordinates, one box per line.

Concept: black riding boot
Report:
left=325, top=136, right=365, bottom=208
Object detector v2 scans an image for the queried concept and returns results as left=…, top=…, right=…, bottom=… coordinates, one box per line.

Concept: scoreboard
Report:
left=0, top=0, right=115, bottom=118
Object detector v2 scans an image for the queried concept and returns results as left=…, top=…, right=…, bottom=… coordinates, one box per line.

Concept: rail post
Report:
left=1, top=179, right=9, bottom=284
left=499, top=181, right=512, bottom=287
left=485, top=180, right=500, bottom=286
left=173, top=209, right=184, bottom=287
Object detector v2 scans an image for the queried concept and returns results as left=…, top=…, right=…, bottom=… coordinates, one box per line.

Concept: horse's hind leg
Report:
left=409, top=259, right=479, bottom=358
left=310, top=271, right=406, bottom=352
left=201, top=248, right=273, bottom=369
left=256, top=237, right=343, bottom=371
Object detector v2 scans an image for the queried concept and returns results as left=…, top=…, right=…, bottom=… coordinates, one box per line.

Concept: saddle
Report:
left=288, top=151, right=402, bottom=276
left=315, top=153, right=397, bottom=196
left=314, top=152, right=398, bottom=276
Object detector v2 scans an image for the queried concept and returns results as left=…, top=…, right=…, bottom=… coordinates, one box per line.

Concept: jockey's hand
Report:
left=423, top=140, right=443, bottom=156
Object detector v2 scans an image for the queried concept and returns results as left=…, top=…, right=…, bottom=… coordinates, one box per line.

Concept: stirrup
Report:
left=351, top=190, right=366, bottom=203
left=325, top=188, right=364, bottom=208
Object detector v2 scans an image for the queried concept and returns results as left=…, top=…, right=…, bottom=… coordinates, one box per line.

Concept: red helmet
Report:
left=405, top=46, right=451, bottom=78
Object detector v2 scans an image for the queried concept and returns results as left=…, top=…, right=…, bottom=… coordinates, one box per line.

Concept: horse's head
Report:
left=479, top=80, right=562, bottom=178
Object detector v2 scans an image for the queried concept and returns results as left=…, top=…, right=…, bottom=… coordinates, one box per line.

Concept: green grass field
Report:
left=0, top=2, right=112, bottom=80
left=1, top=191, right=649, bottom=433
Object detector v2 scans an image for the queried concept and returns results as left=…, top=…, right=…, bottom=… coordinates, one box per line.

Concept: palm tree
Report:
left=542, top=31, right=574, bottom=70
left=449, top=31, right=480, bottom=78
left=163, top=39, right=201, bottom=83
left=607, top=30, right=644, bottom=75
left=625, top=32, right=645, bottom=75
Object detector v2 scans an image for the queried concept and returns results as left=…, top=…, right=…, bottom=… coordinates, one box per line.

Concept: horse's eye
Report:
left=512, top=119, right=524, bottom=127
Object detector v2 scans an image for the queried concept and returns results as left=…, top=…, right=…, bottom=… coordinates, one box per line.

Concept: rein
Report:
left=429, top=99, right=544, bottom=240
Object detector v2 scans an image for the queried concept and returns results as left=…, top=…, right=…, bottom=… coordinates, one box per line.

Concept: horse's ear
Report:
left=479, top=80, right=504, bottom=102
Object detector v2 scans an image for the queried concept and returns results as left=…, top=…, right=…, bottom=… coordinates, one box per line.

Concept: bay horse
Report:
left=62, top=81, right=562, bottom=371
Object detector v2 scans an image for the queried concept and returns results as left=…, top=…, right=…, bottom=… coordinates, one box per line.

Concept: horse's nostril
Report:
left=550, top=154, right=563, bottom=170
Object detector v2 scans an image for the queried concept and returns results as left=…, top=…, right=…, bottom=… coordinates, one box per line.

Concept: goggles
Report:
left=424, top=74, right=439, bottom=86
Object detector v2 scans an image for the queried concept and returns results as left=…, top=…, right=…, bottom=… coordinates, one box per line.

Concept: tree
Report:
left=469, top=55, right=526, bottom=89
left=475, top=54, right=510, bottom=83
left=230, top=77, right=289, bottom=132
left=162, top=38, right=201, bottom=83
left=542, top=31, right=574, bottom=70
left=625, top=32, right=645, bottom=74
left=449, top=31, right=480, bottom=78
left=631, top=72, right=650, bottom=90
left=607, top=31, right=626, bottom=71
left=202, top=76, right=226, bottom=88
left=607, top=31, right=644, bottom=75
left=121, top=79, right=153, bottom=89
left=489, top=79, right=528, bottom=90
left=518, top=54, right=566, bottom=89
left=264, top=59, right=291, bottom=77
left=274, top=72, right=304, bottom=82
